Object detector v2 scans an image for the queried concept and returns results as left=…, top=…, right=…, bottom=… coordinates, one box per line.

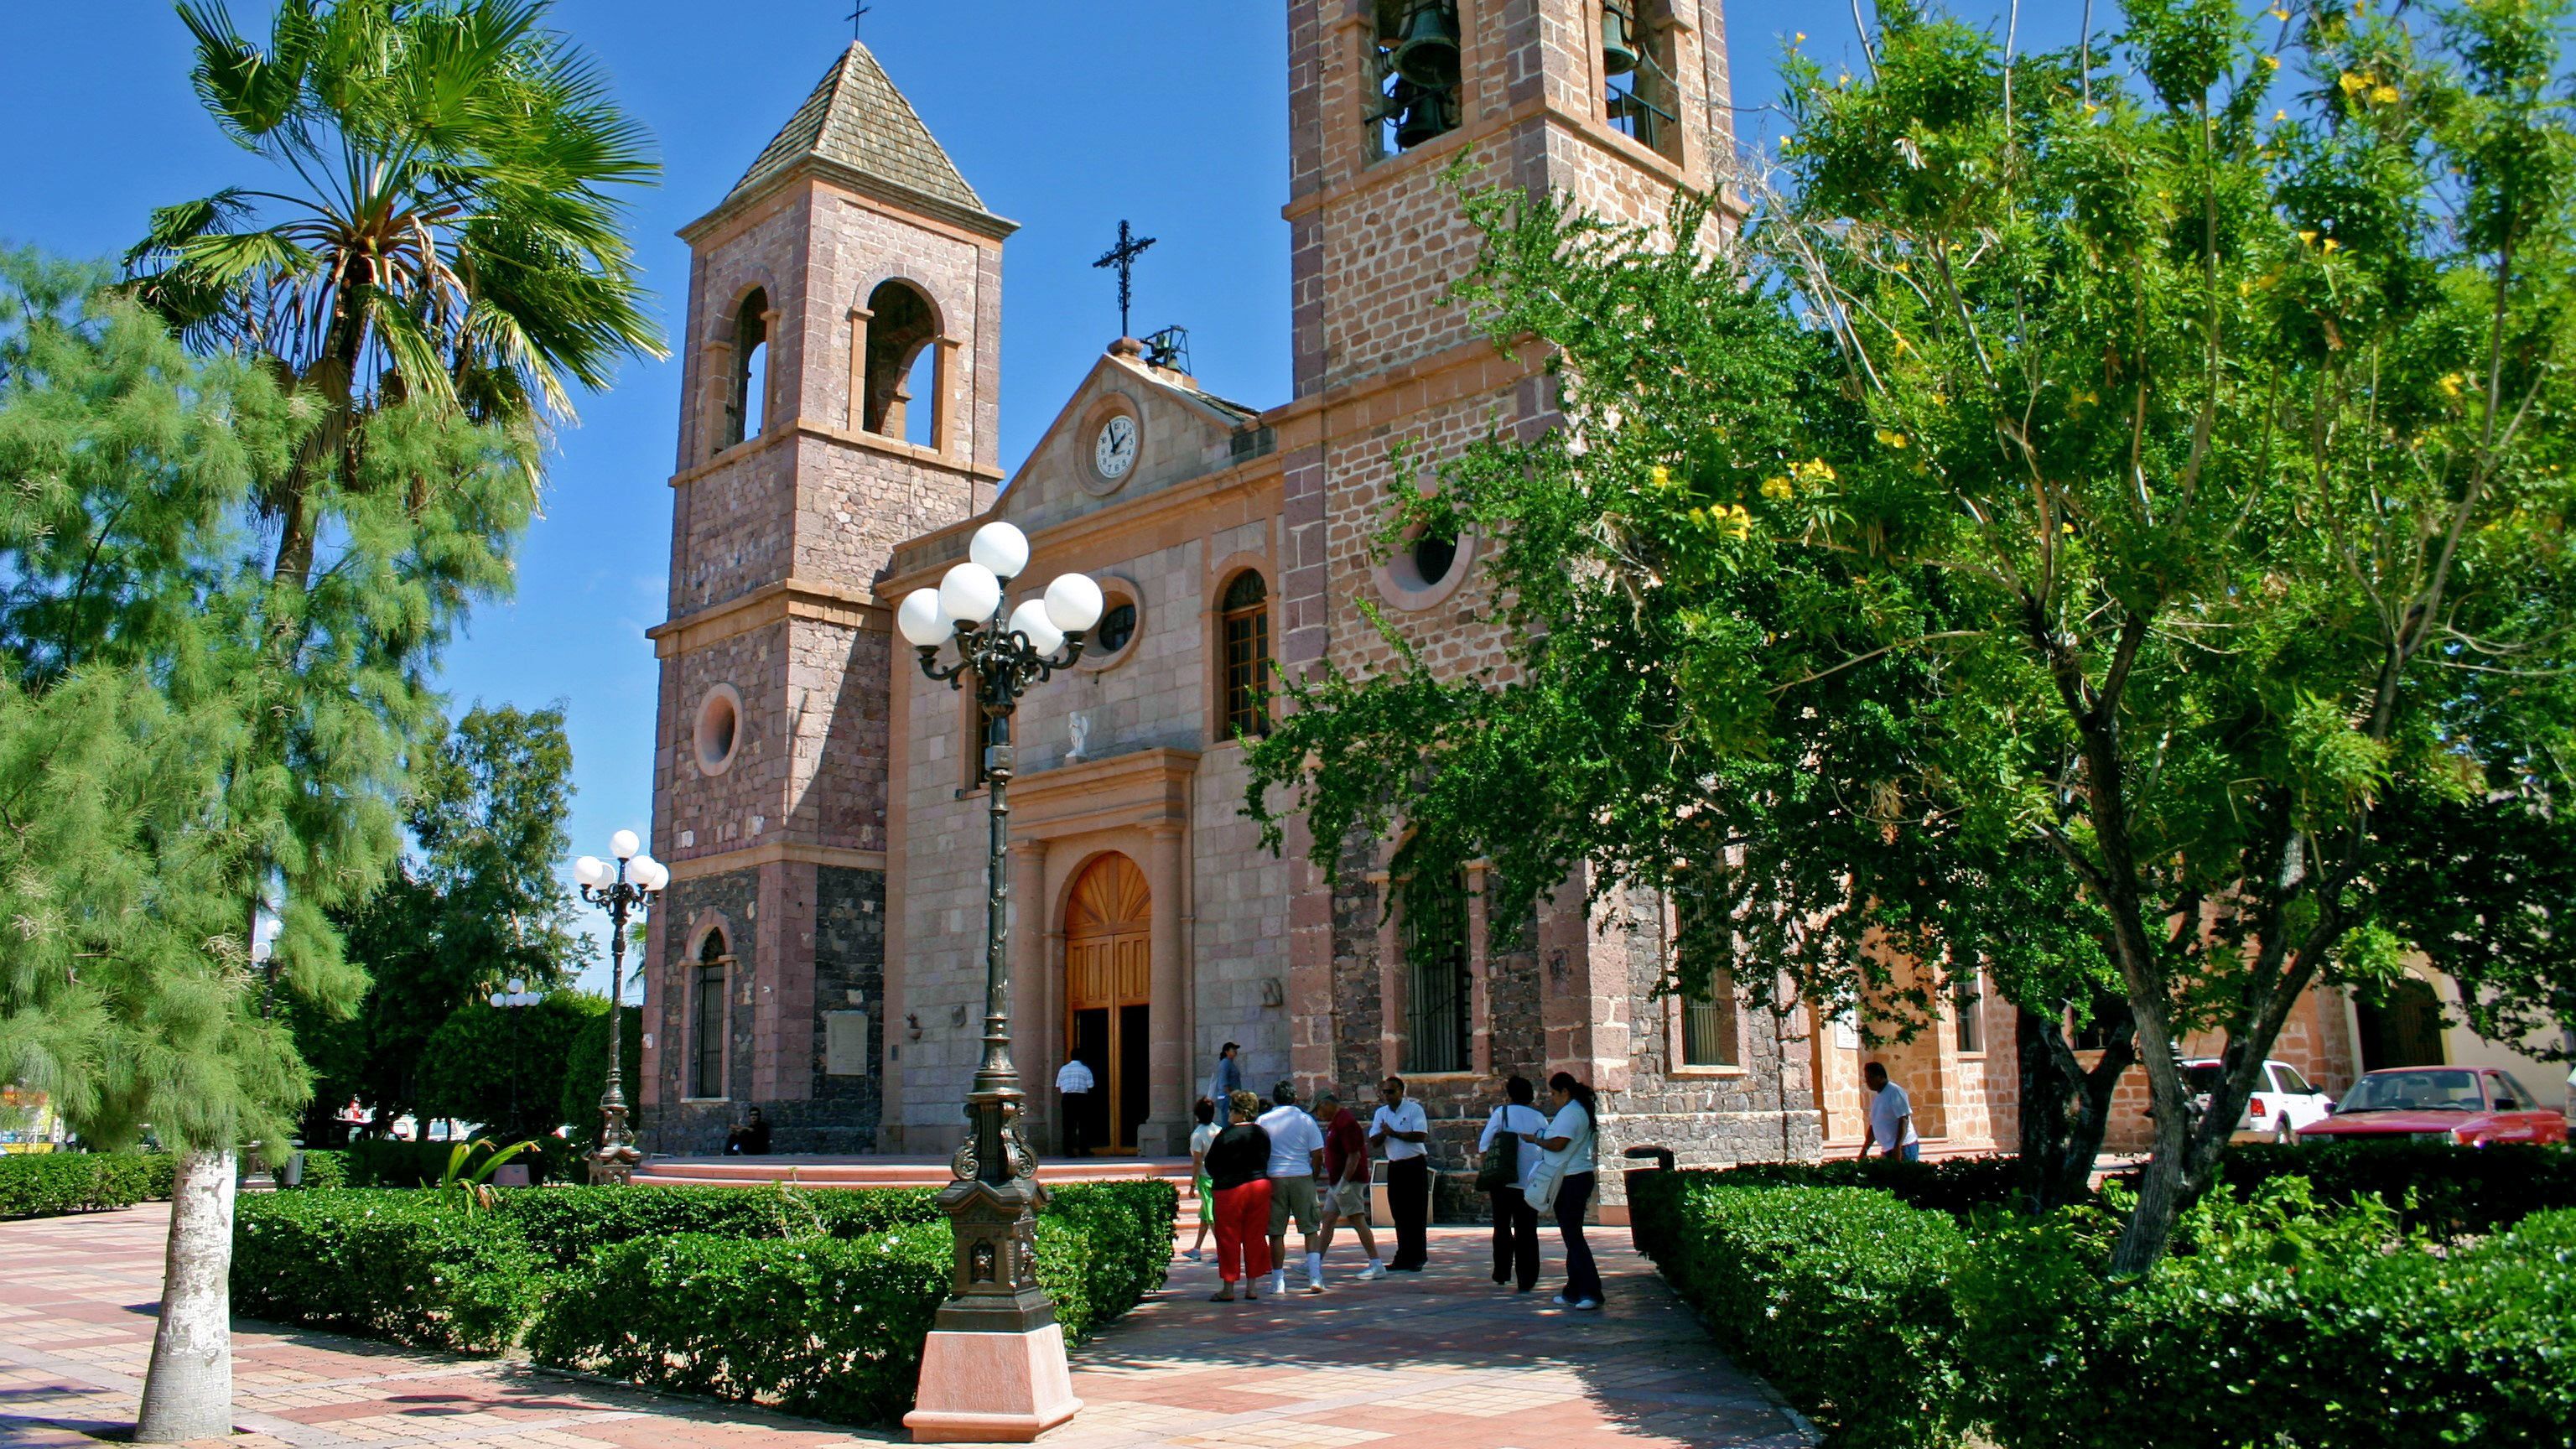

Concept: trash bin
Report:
left=1623, top=1145, right=1674, bottom=1252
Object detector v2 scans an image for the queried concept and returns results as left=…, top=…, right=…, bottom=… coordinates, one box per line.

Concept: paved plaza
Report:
left=0, top=1206, right=1810, bottom=1449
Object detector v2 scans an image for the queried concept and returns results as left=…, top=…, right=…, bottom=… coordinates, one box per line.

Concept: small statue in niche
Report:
left=1067, top=710, right=1091, bottom=763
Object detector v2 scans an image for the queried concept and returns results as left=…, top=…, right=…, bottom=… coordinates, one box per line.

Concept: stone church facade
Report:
left=635, top=3, right=2568, bottom=1195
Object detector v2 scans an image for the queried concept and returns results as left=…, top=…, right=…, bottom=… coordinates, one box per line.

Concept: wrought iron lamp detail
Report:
left=896, top=521, right=1099, bottom=1441
left=573, top=832, right=666, bottom=1185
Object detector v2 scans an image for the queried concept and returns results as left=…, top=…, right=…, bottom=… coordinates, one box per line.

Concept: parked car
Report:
left=2184, top=1058, right=2334, bottom=1143
left=2298, top=1067, right=2569, bottom=1147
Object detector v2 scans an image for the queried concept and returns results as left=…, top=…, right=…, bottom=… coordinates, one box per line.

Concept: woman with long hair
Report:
left=1527, top=1071, right=1602, bottom=1310
left=1183, top=1096, right=1220, bottom=1261
left=1479, top=1074, right=1548, bottom=1291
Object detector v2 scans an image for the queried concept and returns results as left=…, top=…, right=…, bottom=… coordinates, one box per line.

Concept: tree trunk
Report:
left=2013, top=1005, right=2134, bottom=1214
left=134, top=1148, right=237, bottom=1444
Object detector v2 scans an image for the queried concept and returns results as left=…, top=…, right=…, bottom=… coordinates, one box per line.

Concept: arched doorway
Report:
left=1064, top=854, right=1151, bottom=1154
left=2356, top=976, right=2449, bottom=1069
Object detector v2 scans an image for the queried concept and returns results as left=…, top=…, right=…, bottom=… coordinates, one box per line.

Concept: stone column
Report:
left=1144, top=822, right=1187, bottom=1156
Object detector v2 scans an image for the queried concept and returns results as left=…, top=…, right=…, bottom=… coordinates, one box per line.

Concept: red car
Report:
left=2298, top=1067, right=2569, bottom=1147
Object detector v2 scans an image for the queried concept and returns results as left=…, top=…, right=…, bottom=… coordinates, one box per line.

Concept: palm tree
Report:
left=127, top=0, right=662, bottom=587
left=119, top=4, right=660, bottom=1440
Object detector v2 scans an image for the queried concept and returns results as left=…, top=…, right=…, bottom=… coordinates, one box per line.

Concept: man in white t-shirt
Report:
left=1256, top=1082, right=1327, bottom=1295
left=1370, top=1076, right=1432, bottom=1270
left=1055, top=1055, right=1096, bottom=1157
left=1857, top=1062, right=1920, bottom=1161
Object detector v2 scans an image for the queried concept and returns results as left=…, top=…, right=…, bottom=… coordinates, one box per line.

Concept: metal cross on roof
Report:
left=846, top=3, right=869, bottom=37
left=1093, top=220, right=1157, bottom=341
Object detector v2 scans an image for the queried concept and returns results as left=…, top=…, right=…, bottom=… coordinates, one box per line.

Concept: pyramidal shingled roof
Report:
left=722, top=41, right=1009, bottom=233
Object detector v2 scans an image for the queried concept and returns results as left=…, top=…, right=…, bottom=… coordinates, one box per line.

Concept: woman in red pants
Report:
left=1205, top=1088, right=1274, bottom=1301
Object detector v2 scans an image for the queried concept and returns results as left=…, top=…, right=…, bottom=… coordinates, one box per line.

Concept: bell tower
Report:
left=1277, top=3, right=1814, bottom=1178
left=642, top=41, right=1014, bottom=1156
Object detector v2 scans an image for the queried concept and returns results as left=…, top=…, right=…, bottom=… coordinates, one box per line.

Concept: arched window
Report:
left=1603, top=1, right=1683, bottom=161
left=861, top=280, right=942, bottom=445
left=1219, top=571, right=1271, bottom=738
left=1402, top=870, right=1472, bottom=1073
left=1369, top=1, right=1462, bottom=159
left=692, top=931, right=729, bottom=1099
left=721, top=289, right=769, bottom=451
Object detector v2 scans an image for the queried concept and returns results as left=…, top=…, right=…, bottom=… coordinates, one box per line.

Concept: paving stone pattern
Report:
left=0, top=1208, right=1810, bottom=1449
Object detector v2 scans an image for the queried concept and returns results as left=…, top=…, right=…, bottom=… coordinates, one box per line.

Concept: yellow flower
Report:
left=1877, top=429, right=1910, bottom=449
left=2275, top=109, right=2289, bottom=122
left=2339, top=71, right=2370, bottom=96
left=2267, top=5, right=2290, bottom=18
left=1651, top=465, right=1675, bottom=489
left=1794, top=30, right=1807, bottom=41
left=2371, top=84, right=2399, bottom=104
left=2264, top=55, right=2282, bottom=72
left=2298, top=228, right=2319, bottom=245
left=2438, top=373, right=2465, bottom=399
left=1761, top=475, right=1796, bottom=501
left=2321, top=237, right=2341, bottom=252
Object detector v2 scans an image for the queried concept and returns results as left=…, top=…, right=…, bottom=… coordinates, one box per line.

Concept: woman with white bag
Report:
left=1519, top=1070, right=1602, bottom=1311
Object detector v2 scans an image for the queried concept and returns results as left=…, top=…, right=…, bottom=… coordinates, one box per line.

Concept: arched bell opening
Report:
left=860, top=279, right=942, bottom=443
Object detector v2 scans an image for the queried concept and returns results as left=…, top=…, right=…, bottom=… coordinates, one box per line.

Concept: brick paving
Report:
left=0, top=1206, right=1810, bottom=1449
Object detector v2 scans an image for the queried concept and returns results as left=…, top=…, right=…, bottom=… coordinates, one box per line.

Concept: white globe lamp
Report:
left=968, top=522, right=1031, bottom=581
left=574, top=855, right=610, bottom=887
left=1044, top=573, right=1104, bottom=634
left=939, top=562, right=1002, bottom=625
left=1008, top=599, right=1064, bottom=655
left=610, top=829, right=641, bottom=861
left=898, top=588, right=953, bottom=647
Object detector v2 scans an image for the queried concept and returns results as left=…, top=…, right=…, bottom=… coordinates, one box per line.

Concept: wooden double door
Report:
left=1063, top=854, right=1150, bottom=1154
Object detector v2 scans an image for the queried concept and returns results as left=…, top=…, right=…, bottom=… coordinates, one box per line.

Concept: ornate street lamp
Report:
left=896, top=520, right=1100, bottom=1443
left=487, top=979, right=540, bottom=1136
left=572, top=831, right=667, bottom=1185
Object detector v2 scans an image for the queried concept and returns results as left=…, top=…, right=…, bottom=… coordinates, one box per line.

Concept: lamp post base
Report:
left=901, top=1322, right=1081, bottom=1443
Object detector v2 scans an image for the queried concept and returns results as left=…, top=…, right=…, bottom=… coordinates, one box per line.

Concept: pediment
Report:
left=989, top=350, right=1267, bottom=536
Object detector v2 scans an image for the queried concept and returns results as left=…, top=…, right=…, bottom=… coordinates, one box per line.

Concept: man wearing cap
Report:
left=1256, top=1081, right=1327, bottom=1296
left=1312, top=1088, right=1387, bottom=1287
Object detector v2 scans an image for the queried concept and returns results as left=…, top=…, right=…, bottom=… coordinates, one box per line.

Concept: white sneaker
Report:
left=1551, top=1294, right=1572, bottom=1306
left=1303, top=1276, right=1326, bottom=1295
left=1573, top=1298, right=1602, bottom=1311
left=1356, top=1262, right=1387, bottom=1281
left=1270, top=1273, right=1287, bottom=1296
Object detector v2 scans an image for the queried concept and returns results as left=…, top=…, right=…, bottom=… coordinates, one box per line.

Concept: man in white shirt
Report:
left=1370, top=1076, right=1432, bottom=1270
left=1256, top=1081, right=1327, bottom=1295
left=1857, top=1062, right=1920, bottom=1161
left=1055, top=1055, right=1096, bottom=1157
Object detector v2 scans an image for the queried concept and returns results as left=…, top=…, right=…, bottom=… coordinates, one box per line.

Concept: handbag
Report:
left=1526, top=1107, right=1592, bottom=1214
left=1473, top=1110, right=1520, bottom=1192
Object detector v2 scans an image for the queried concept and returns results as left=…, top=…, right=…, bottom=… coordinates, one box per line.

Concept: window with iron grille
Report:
left=1220, top=572, right=1271, bottom=738
left=692, top=932, right=729, bottom=1099
left=1954, top=972, right=1986, bottom=1054
left=1403, top=872, right=1472, bottom=1073
left=1681, top=976, right=1738, bottom=1067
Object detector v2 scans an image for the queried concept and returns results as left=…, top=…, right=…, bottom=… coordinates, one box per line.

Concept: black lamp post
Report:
left=896, top=520, right=1101, bottom=1340
left=573, top=833, right=666, bottom=1185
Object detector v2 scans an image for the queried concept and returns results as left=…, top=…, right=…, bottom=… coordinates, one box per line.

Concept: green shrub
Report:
left=232, top=1191, right=541, bottom=1354
left=1638, top=1179, right=1970, bottom=1448
left=1955, top=1182, right=2576, bottom=1448
left=526, top=1179, right=1176, bottom=1428
left=527, top=1227, right=950, bottom=1426
left=1660, top=1155, right=2032, bottom=1221
left=2204, top=1140, right=2576, bottom=1239
left=496, top=1182, right=943, bottom=1268
left=0, top=1151, right=176, bottom=1217
left=280, top=1150, right=350, bottom=1190
left=340, top=1136, right=584, bottom=1188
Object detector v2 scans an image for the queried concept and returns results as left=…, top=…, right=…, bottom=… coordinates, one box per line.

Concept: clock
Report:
left=1093, top=415, right=1138, bottom=481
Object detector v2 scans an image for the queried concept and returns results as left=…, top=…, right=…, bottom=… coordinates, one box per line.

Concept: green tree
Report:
left=297, top=703, right=585, bottom=1140
left=559, top=1003, right=641, bottom=1134
left=414, top=989, right=602, bottom=1140
left=1249, top=0, right=2576, bottom=1270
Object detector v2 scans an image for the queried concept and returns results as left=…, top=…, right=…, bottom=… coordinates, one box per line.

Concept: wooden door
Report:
left=1064, top=854, right=1151, bottom=1153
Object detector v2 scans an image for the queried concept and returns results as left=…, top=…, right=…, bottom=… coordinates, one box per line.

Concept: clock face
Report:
left=1094, top=415, right=1138, bottom=480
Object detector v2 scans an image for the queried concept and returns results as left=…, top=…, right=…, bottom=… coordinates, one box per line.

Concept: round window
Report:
left=693, top=686, right=742, bottom=776
left=1094, top=600, right=1137, bottom=654
left=1410, top=531, right=1457, bottom=587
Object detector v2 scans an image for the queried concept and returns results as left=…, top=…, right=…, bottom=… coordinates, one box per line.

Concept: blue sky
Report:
left=0, top=1, right=2075, bottom=990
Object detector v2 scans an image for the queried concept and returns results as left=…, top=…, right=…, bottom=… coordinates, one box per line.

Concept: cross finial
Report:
left=847, top=2, right=869, bottom=38
left=1093, top=220, right=1157, bottom=341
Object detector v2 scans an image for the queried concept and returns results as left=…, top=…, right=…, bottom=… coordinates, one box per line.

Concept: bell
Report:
left=1395, top=83, right=1457, bottom=149
left=1391, top=1, right=1462, bottom=90
left=1601, top=1, right=1640, bottom=76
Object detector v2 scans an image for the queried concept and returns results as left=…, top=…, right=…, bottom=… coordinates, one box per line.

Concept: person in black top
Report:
left=723, top=1108, right=770, bottom=1156
left=1204, top=1088, right=1275, bottom=1301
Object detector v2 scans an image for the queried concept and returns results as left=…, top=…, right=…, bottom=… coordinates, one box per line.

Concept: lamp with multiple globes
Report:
left=899, top=520, right=1099, bottom=1442
left=570, top=832, right=666, bottom=1184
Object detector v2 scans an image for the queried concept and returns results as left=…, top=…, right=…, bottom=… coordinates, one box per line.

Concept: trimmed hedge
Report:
left=323, top=1136, right=586, bottom=1188
left=1634, top=1177, right=1971, bottom=1447
left=233, top=1177, right=1178, bottom=1426
left=1633, top=1171, right=2576, bottom=1449
left=0, top=1152, right=177, bottom=1218
left=525, top=1179, right=1176, bottom=1428
left=232, top=1191, right=542, bottom=1353
left=496, top=1182, right=942, bottom=1268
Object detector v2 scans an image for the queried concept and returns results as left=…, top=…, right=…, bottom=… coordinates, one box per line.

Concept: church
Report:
left=632, top=1, right=2562, bottom=1201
